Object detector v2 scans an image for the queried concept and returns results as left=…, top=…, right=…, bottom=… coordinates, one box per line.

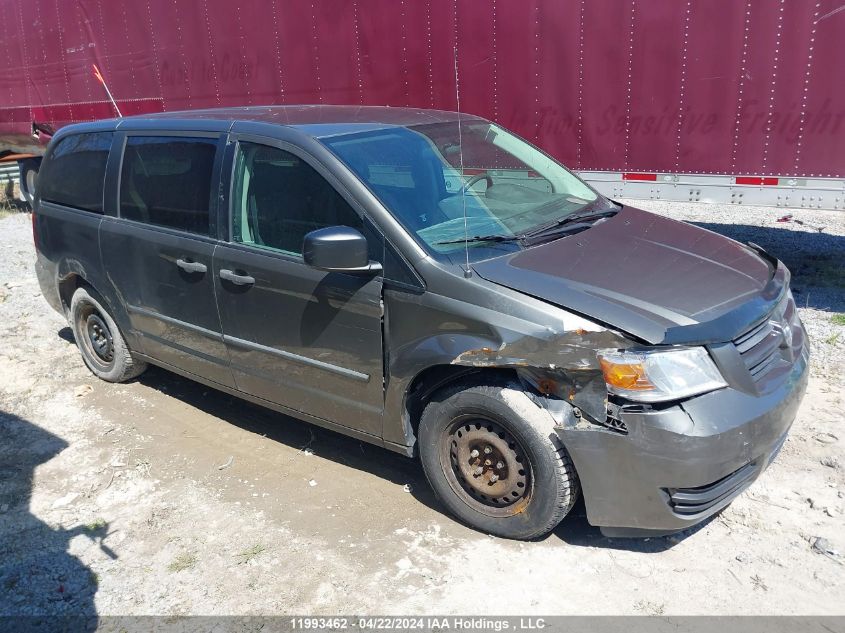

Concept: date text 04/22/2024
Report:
left=289, top=617, right=549, bottom=630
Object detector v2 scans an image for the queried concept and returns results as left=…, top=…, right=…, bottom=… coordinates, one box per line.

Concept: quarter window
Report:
left=231, top=142, right=363, bottom=255
left=39, top=132, right=113, bottom=213
left=119, top=136, right=218, bottom=235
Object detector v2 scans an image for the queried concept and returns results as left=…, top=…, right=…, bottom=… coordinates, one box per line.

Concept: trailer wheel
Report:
left=19, top=159, right=39, bottom=207
left=69, top=287, right=147, bottom=382
left=418, top=378, right=580, bottom=540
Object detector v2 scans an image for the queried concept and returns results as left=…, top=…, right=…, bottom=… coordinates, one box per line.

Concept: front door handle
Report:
left=219, top=269, right=255, bottom=286
left=176, top=258, right=207, bottom=274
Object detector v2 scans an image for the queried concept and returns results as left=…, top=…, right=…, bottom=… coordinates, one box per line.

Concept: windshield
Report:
left=322, top=120, right=613, bottom=264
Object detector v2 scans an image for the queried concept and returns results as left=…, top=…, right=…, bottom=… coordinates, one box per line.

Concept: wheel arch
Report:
left=57, top=271, right=86, bottom=315
left=398, top=363, right=522, bottom=457
left=57, top=268, right=108, bottom=316
left=390, top=357, right=610, bottom=457
left=58, top=268, right=138, bottom=355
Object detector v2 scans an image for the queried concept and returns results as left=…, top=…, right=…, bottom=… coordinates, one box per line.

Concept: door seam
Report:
left=209, top=242, right=239, bottom=388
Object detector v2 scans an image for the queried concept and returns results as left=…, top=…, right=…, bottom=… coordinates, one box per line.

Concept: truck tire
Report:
left=18, top=159, right=39, bottom=207
left=69, top=287, right=147, bottom=382
left=418, top=379, right=580, bottom=540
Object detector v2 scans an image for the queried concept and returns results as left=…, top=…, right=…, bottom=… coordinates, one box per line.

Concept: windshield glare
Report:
left=322, top=120, right=609, bottom=263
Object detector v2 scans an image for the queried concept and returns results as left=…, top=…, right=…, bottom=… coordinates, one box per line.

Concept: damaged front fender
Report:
left=381, top=280, right=636, bottom=451
left=451, top=327, right=633, bottom=422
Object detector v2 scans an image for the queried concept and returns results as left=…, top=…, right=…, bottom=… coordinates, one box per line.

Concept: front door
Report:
left=100, top=133, right=234, bottom=388
left=213, top=139, right=384, bottom=436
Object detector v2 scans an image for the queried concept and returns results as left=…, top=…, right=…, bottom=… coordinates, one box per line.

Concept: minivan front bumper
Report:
left=557, top=345, right=809, bottom=537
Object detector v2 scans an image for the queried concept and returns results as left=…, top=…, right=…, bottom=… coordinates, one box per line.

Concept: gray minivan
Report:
left=34, top=106, right=808, bottom=540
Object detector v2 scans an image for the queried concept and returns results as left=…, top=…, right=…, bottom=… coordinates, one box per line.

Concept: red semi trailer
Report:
left=1, top=0, right=844, bottom=209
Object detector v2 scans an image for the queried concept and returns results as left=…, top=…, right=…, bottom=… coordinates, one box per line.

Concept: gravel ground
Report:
left=0, top=201, right=843, bottom=617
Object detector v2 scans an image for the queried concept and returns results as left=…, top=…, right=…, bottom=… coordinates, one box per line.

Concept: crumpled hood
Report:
left=473, top=206, right=786, bottom=345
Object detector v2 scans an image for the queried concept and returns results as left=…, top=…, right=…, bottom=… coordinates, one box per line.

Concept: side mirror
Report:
left=302, top=226, right=382, bottom=274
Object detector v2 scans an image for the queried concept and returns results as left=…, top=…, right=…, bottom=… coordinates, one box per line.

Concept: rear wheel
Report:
left=69, top=287, right=147, bottom=382
left=418, top=379, right=579, bottom=540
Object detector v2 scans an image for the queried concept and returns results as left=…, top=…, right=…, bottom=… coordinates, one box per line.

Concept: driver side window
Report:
left=231, top=142, right=364, bottom=256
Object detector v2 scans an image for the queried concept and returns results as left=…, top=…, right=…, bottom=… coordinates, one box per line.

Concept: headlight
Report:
left=598, top=347, right=727, bottom=402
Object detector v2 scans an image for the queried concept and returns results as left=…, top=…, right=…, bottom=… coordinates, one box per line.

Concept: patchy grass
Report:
left=832, top=314, right=845, bottom=327
left=0, top=194, right=29, bottom=218
left=167, top=552, right=198, bottom=573
left=84, top=518, right=107, bottom=532
left=236, top=543, right=267, bottom=565
left=824, top=332, right=841, bottom=346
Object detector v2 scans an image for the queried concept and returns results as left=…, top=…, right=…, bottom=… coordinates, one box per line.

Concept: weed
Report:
left=84, top=518, right=107, bottom=532
left=832, top=314, right=845, bottom=327
left=236, top=543, right=267, bottom=565
left=167, top=552, right=198, bottom=573
left=0, top=187, right=30, bottom=218
left=825, top=332, right=841, bottom=346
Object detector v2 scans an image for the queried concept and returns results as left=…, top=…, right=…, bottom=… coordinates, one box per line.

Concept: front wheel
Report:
left=418, top=379, right=579, bottom=540
left=69, top=287, right=147, bottom=382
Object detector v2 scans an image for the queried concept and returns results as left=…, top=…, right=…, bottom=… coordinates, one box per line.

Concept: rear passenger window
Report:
left=120, top=136, right=217, bottom=235
left=231, top=142, right=363, bottom=255
left=39, top=132, right=113, bottom=213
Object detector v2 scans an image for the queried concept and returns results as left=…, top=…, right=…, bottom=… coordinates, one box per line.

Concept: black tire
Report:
left=418, top=379, right=580, bottom=540
left=69, top=287, right=147, bottom=382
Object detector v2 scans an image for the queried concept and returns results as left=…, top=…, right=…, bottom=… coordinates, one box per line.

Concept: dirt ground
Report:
left=0, top=203, right=843, bottom=617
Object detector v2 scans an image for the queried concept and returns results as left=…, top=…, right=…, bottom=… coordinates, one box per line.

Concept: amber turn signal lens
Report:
left=599, top=357, right=654, bottom=391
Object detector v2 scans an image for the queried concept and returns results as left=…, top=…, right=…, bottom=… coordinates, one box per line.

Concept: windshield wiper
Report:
left=524, top=207, right=619, bottom=239
left=435, top=205, right=620, bottom=246
left=435, top=234, right=524, bottom=245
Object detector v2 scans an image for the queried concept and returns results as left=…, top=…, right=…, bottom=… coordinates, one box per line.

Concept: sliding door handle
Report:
left=176, top=258, right=207, bottom=274
left=219, top=269, right=255, bottom=286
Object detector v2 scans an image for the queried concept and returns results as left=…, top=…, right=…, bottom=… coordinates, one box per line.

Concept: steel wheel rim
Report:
left=77, top=302, right=115, bottom=369
left=439, top=415, right=533, bottom=518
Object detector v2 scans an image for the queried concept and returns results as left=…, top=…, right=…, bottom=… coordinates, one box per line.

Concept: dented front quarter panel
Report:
left=381, top=263, right=633, bottom=449
left=453, top=328, right=631, bottom=422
